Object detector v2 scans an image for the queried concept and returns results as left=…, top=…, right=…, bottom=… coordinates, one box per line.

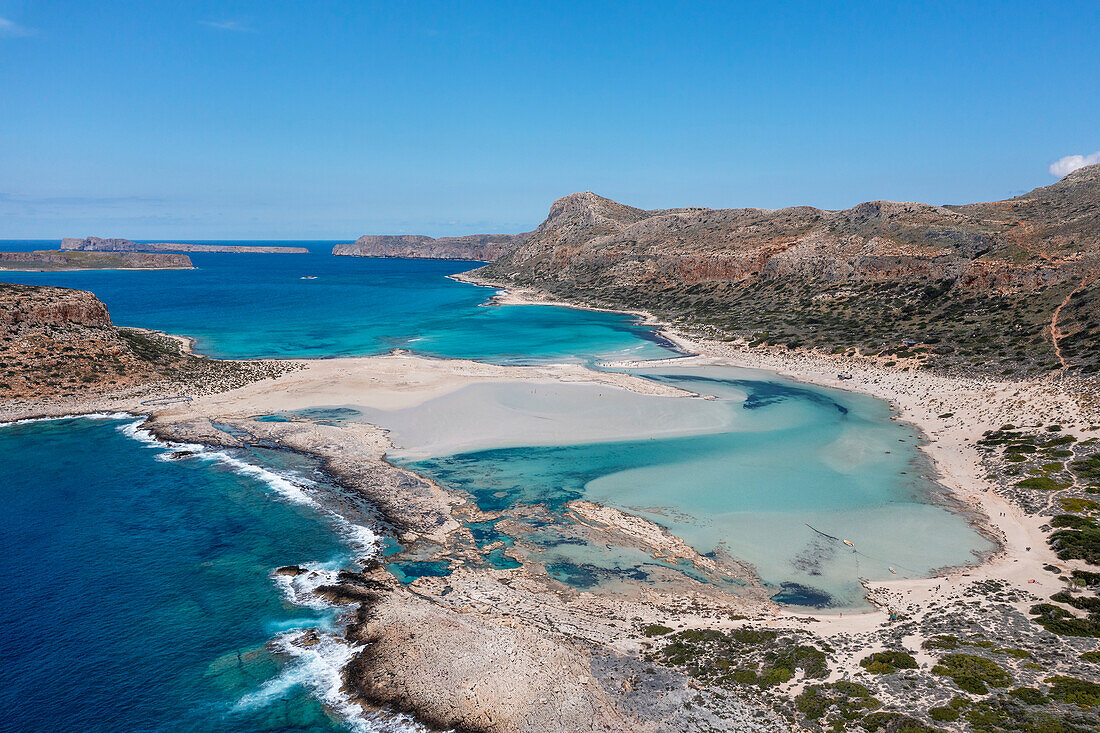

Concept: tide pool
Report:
left=0, top=416, right=410, bottom=733
left=0, top=241, right=678, bottom=363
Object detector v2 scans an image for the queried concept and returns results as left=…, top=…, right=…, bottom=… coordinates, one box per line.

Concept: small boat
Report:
left=889, top=566, right=896, bottom=574
left=300, top=276, right=317, bottom=280
left=843, top=539, right=854, bottom=547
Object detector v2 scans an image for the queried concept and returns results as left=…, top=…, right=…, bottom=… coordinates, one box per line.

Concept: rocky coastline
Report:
left=4, top=276, right=1100, bottom=731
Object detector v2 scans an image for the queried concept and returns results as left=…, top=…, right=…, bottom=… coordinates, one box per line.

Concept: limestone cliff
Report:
left=333, top=232, right=531, bottom=261
left=474, top=166, right=1100, bottom=376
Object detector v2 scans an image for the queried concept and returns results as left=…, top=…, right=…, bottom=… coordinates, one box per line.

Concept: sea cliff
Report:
left=0, top=283, right=293, bottom=410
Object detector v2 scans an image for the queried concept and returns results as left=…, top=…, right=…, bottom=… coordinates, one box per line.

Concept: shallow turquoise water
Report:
left=401, top=368, right=993, bottom=608
left=0, top=241, right=678, bottom=363
left=0, top=416, right=397, bottom=732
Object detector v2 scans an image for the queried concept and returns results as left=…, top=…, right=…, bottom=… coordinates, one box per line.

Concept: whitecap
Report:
left=235, top=631, right=426, bottom=733
left=114, top=419, right=381, bottom=557
left=0, top=411, right=134, bottom=428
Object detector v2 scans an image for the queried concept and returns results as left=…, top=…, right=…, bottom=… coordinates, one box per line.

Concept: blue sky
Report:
left=1, top=1, right=1097, bottom=239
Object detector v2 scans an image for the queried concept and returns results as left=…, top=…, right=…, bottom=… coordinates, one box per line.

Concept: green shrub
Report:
left=1016, top=476, right=1067, bottom=491
left=1029, top=603, right=1100, bottom=637
left=1073, top=569, right=1100, bottom=587
left=795, top=681, right=880, bottom=722
left=859, top=650, right=918, bottom=674
left=1050, top=591, right=1100, bottom=612
left=1009, top=686, right=1046, bottom=705
left=768, top=645, right=829, bottom=680
left=932, top=653, right=1011, bottom=694
left=1045, top=675, right=1100, bottom=708
left=643, top=624, right=673, bottom=637
left=1051, top=513, right=1099, bottom=529
left=922, top=634, right=959, bottom=650
left=1050, top=523, right=1100, bottom=564
left=929, top=706, right=959, bottom=722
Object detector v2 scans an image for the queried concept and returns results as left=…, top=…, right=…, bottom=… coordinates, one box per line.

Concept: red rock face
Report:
left=0, top=284, right=173, bottom=401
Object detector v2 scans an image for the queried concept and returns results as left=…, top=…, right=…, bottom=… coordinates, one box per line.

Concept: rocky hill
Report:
left=473, top=166, right=1100, bottom=376
left=0, top=250, right=193, bottom=270
left=0, top=283, right=289, bottom=404
left=61, top=237, right=308, bottom=254
left=333, top=232, right=530, bottom=261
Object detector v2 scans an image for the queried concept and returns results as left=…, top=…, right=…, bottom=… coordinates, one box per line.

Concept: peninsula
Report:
left=61, top=237, right=309, bottom=254
left=4, top=168, right=1099, bottom=733
left=467, top=163, right=1100, bottom=378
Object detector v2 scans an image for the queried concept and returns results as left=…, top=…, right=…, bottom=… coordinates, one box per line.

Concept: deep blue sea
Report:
left=0, top=416, right=395, bottom=732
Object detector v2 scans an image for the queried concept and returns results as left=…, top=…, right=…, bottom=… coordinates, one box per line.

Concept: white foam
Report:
left=271, top=560, right=345, bottom=611
left=0, top=411, right=134, bottom=427
left=110, top=417, right=397, bottom=730
left=114, top=419, right=381, bottom=556
left=236, top=631, right=426, bottom=733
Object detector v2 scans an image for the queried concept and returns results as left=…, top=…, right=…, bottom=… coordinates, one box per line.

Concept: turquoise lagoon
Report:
left=392, top=366, right=994, bottom=608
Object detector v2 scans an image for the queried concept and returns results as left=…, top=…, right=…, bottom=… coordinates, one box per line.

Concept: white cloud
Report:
left=199, top=20, right=256, bottom=33
left=0, top=16, right=32, bottom=37
left=1049, top=152, right=1100, bottom=178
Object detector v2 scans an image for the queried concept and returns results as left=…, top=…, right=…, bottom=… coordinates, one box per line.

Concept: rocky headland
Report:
left=466, top=164, right=1099, bottom=377
left=333, top=232, right=531, bottom=261
left=61, top=236, right=309, bottom=254
left=0, top=250, right=193, bottom=271
left=0, top=283, right=295, bottom=416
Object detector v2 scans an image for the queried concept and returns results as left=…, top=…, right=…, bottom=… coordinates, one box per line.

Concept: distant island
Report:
left=0, top=250, right=193, bottom=271
left=62, top=237, right=309, bottom=254
left=332, top=232, right=530, bottom=261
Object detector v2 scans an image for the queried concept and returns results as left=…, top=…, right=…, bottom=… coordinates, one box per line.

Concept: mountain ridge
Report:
left=472, top=166, right=1100, bottom=376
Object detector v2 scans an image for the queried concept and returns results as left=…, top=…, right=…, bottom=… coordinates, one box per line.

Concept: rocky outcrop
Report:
left=346, top=583, right=645, bottom=733
left=0, top=283, right=113, bottom=327
left=0, top=250, right=193, bottom=270
left=61, top=237, right=308, bottom=254
left=0, top=284, right=291, bottom=405
left=473, top=165, right=1100, bottom=375
left=333, top=232, right=531, bottom=261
